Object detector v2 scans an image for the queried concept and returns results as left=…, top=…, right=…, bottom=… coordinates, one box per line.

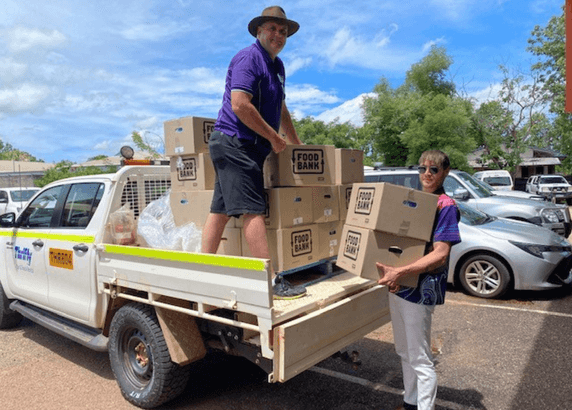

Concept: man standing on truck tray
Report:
left=201, top=6, right=307, bottom=300
left=376, top=150, right=461, bottom=410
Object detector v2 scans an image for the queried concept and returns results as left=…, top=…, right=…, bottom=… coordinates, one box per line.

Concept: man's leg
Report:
left=243, top=214, right=306, bottom=300
left=201, top=213, right=230, bottom=254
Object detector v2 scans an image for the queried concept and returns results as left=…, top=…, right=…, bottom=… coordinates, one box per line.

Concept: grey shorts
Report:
left=208, top=131, right=272, bottom=218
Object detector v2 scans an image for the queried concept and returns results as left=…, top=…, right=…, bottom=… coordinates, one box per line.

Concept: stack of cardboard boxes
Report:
left=163, top=116, right=364, bottom=273
left=241, top=145, right=363, bottom=272
left=164, top=116, right=241, bottom=257
left=336, top=182, right=439, bottom=288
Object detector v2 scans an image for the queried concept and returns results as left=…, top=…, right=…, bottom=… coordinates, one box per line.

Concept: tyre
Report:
left=0, top=282, right=23, bottom=329
left=458, top=254, right=511, bottom=299
left=108, top=303, right=191, bottom=408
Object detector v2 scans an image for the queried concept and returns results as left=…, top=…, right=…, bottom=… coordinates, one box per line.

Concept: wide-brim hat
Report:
left=248, top=6, right=299, bottom=37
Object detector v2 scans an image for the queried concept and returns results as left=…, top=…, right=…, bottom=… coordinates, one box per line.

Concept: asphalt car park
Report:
left=1, top=281, right=571, bottom=410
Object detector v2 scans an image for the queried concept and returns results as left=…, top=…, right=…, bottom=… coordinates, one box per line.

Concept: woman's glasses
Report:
left=418, top=166, right=440, bottom=175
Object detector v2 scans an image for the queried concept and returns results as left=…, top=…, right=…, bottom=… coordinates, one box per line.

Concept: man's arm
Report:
left=280, top=101, right=303, bottom=144
left=376, top=241, right=452, bottom=290
left=231, top=90, right=286, bottom=153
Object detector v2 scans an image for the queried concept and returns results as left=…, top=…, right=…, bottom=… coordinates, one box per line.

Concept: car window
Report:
left=454, top=172, right=493, bottom=198
left=483, top=176, right=511, bottom=186
left=60, top=183, right=104, bottom=228
left=9, top=189, right=39, bottom=202
left=0, top=191, right=7, bottom=202
left=19, top=186, right=65, bottom=228
left=539, top=176, right=568, bottom=184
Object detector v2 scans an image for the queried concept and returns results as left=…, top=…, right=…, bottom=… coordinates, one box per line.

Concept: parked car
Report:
left=474, top=179, right=545, bottom=201
left=450, top=202, right=572, bottom=298
left=364, top=167, right=571, bottom=237
left=0, top=187, right=40, bottom=216
left=473, top=170, right=513, bottom=191
left=525, top=174, right=572, bottom=204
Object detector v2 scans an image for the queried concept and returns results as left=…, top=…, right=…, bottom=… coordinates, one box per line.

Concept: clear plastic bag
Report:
left=137, top=190, right=202, bottom=252
left=108, top=203, right=137, bottom=245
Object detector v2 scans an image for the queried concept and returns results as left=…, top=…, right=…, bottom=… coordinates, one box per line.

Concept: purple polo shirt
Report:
left=215, top=40, right=285, bottom=141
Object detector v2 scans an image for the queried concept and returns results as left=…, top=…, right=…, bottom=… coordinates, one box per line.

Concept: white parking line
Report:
left=309, top=366, right=472, bottom=410
left=445, top=299, right=572, bottom=318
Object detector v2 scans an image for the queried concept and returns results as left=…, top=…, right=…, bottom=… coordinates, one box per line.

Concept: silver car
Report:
left=450, top=202, right=572, bottom=298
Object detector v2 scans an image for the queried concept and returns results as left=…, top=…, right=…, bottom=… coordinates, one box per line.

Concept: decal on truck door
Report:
left=49, top=248, right=74, bottom=270
left=14, top=246, right=32, bottom=265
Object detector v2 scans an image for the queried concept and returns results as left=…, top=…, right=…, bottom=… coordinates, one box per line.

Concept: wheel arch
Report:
left=453, top=249, right=516, bottom=290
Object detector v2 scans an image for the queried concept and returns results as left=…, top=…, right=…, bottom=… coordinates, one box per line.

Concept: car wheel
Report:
left=458, top=254, right=511, bottom=299
left=0, top=282, right=23, bottom=329
left=108, top=303, right=191, bottom=408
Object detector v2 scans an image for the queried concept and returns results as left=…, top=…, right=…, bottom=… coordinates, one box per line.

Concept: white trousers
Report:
left=389, top=293, right=437, bottom=410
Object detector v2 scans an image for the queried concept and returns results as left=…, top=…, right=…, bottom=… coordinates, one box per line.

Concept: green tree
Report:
left=293, top=117, right=361, bottom=148
left=527, top=6, right=572, bottom=171
left=470, top=65, right=550, bottom=174
left=362, top=46, right=475, bottom=169
left=34, top=161, right=115, bottom=187
left=131, top=131, right=162, bottom=159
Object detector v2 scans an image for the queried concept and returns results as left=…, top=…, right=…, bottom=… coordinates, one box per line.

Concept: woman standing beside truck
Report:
left=376, top=150, right=461, bottom=410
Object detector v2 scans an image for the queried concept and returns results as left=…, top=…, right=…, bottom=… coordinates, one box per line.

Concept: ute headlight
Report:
left=509, top=241, right=572, bottom=259
left=541, top=186, right=551, bottom=192
left=543, top=210, right=561, bottom=223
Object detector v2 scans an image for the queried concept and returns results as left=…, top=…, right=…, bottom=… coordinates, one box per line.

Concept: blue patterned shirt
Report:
left=394, top=193, right=461, bottom=305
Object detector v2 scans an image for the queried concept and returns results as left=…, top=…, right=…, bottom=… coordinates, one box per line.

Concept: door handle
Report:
left=73, top=244, right=89, bottom=253
left=32, top=239, right=44, bottom=248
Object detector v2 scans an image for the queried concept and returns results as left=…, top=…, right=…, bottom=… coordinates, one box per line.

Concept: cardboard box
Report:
left=335, top=148, right=364, bottom=184
left=170, top=190, right=236, bottom=228
left=170, top=153, right=216, bottom=191
left=337, top=184, right=353, bottom=221
left=242, top=225, right=319, bottom=273
left=164, top=116, right=216, bottom=156
left=265, top=145, right=336, bottom=187
left=317, top=221, right=344, bottom=260
left=311, top=186, right=339, bottom=223
left=236, top=187, right=313, bottom=229
left=336, top=225, right=424, bottom=288
left=345, top=183, right=438, bottom=242
left=217, top=227, right=242, bottom=256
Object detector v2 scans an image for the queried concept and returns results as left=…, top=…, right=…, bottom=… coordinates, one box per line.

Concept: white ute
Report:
left=0, top=165, right=389, bottom=408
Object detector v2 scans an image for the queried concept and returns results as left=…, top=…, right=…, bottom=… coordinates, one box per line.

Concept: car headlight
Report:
left=509, top=241, right=572, bottom=259
left=541, top=186, right=551, bottom=192
left=542, top=210, right=561, bottom=223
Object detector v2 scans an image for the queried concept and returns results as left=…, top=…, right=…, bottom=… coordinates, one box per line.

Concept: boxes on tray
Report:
left=336, top=225, right=423, bottom=288
left=335, top=148, right=364, bottom=185
left=164, top=116, right=215, bottom=156
left=337, top=184, right=353, bottom=221
left=345, top=182, right=437, bottom=242
left=242, top=225, right=319, bottom=273
left=311, top=186, right=339, bottom=224
left=317, top=221, right=344, bottom=260
left=265, top=145, right=336, bottom=187
left=170, top=153, right=215, bottom=191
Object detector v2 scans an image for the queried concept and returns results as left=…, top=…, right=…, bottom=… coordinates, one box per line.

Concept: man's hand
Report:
left=270, top=133, right=287, bottom=153
left=376, top=262, right=401, bottom=293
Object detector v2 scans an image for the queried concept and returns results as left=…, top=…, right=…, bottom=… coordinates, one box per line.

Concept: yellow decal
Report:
left=49, top=248, right=74, bottom=270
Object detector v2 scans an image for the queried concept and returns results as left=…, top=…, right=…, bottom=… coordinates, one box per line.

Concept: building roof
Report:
left=0, top=160, right=55, bottom=174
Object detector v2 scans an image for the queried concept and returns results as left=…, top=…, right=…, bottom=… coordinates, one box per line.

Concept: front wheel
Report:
left=108, top=303, right=191, bottom=408
left=0, top=282, right=23, bottom=329
left=458, top=254, right=511, bottom=299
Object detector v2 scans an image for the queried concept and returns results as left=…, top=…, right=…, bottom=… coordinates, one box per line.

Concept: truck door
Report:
left=5, top=186, right=65, bottom=307
left=45, top=183, right=104, bottom=323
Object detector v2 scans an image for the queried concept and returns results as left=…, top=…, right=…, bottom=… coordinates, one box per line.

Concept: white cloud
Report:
left=0, top=84, right=53, bottom=115
left=286, top=57, right=313, bottom=76
left=119, top=21, right=199, bottom=41
left=287, top=84, right=341, bottom=106
left=316, top=93, right=374, bottom=127
left=0, top=58, right=28, bottom=83
left=8, top=27, right=67, bottom=53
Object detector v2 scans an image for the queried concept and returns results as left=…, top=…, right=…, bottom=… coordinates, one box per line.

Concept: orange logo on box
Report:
left=49, top=248, right=73, bottom=270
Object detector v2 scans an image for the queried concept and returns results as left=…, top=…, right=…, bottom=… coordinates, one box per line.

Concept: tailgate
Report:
left=272, top=285, right=389, bottom=382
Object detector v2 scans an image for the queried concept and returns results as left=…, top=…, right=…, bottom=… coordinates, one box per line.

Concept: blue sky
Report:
left=0, top=0, right=564, bottom=164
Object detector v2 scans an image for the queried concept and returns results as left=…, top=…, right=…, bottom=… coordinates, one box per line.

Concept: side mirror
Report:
left=452, top=188, right=470, bottom=201
left=0, top=212, right=16, bottom=227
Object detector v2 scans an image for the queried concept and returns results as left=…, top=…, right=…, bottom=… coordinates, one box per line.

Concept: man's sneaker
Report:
left=273, top=276, right=307, bottom=300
